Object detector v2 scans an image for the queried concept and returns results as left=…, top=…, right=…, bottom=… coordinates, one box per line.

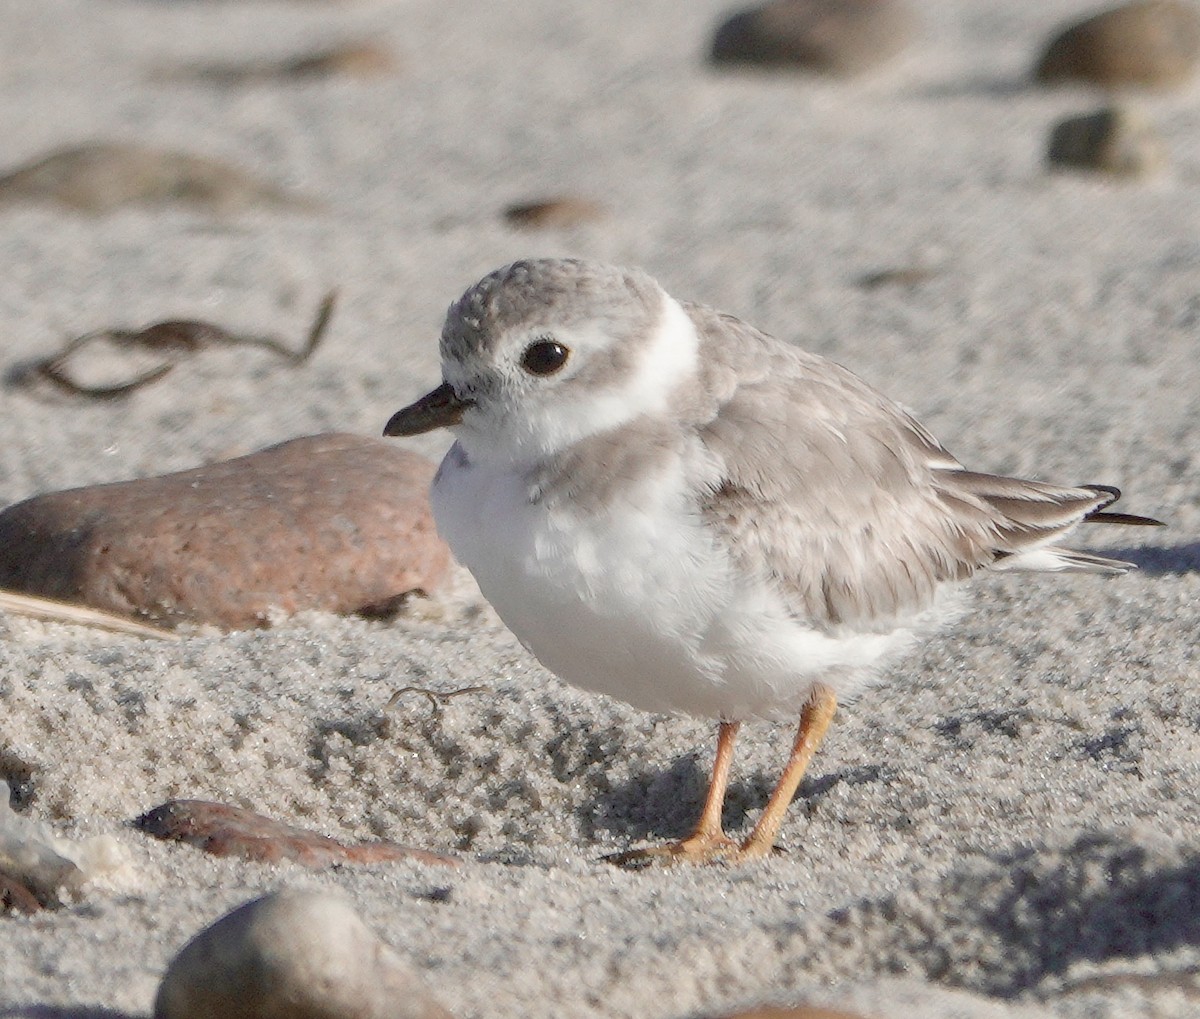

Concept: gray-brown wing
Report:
left=685, top=304, right=1122, bottom=631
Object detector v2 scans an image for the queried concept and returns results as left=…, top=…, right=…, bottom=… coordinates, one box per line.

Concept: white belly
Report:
left=431, top=446, right=912, bottom=720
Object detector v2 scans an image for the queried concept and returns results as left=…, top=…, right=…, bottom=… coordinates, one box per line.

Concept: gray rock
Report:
left=0, top=433, right=451, bottom=629
left=155, top=888, right=456, bottom=1019
left=1047, top=105, right=1168, bottom=177
left=1035, top=0, right=1200, bottom=89
left=710, top=0, right=916, bottom=76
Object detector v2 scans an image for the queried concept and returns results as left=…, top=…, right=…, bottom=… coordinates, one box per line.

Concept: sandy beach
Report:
left=3, top=1, right=1200, bottom=1016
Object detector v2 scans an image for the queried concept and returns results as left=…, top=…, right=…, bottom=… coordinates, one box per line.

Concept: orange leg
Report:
left=606, top=720, right=741, bottom=867
left=738, top=683, right=837, bottom=860
left=679, top=719, right=741, bottom=849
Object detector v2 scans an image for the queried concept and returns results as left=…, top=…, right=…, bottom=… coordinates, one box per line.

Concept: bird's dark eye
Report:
left=520, top=338, right=570, bottom=376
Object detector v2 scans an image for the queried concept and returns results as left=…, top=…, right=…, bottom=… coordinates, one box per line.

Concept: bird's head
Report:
left=384, top=258, right=700, bottom=466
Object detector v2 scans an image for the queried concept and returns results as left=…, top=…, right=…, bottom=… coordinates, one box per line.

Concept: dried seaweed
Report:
left=384, top=685, right=487, bottom=716
left=11, top=290, right=336, bottom=399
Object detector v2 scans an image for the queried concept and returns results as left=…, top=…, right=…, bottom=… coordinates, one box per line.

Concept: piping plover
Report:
left=384, top=258, right=1160, bottom=865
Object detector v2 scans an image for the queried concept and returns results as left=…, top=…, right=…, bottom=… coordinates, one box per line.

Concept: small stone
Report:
left=710, top=0, right=916, bottom=76
left=0, top=870, right=43, bottom=915
left=135, top=800, right=458, bottom=868
left=856, top=265, right=939, bottom=289
left=1034, top=0, right=1200, bottom=89
left=503, top=197, right=605, bottom=229
left=281, top=42, right=397, bottom=78
left=0, top=143, right=313, bottom=214
left=154, top=888, right=457, bottom=1019
left=1047, top=105, right=1168, bottom=176
left=177, top=43, right=398, bottom=84
left=0, top=433, right=451, bottom=629
left=0, top=779, right=87, bottom=905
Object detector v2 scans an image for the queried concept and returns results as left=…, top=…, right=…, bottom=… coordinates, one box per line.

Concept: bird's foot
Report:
left=604, top=831, right=790, bottom=868
left=603, top=832, right=743, bottom=869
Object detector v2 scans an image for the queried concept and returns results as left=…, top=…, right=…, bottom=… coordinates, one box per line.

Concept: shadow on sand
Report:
left=1094, top=541, right=1200, bottom=576
left=589, top=756, right=892, bottom=845
left=971, top=834, right=1200, bottom=997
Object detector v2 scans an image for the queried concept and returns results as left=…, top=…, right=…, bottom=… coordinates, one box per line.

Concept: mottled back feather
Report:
left=681, top=303, right=1150, bottom=632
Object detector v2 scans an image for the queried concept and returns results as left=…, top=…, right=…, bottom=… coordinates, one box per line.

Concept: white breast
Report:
left=431, top=443, right=914, bottom=720
left=432, top=442, right=726, bottom=713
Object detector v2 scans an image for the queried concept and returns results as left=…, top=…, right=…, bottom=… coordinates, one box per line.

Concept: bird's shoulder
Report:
left=681, top=301, right=961, bottom=483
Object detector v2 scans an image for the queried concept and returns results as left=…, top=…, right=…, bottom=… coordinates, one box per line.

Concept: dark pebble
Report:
left=135, top=799, right=459, bottom=868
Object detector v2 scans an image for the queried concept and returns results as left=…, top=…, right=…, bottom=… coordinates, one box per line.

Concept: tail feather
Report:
left=989, top=546, right=1137, bottom=575
left=937, top=472, right=1162, bottom=576
left=1085, top=510, right=1165, bottom=527
left=1079, top=485, right=1165, bottom=528
left=1055, top=548, right=1138, bottom=573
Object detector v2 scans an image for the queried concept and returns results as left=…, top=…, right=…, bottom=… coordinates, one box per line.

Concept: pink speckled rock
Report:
left=136, top=800, right=458, bottom=868
left=0, top=870, right=42, bottom=914
left=0, top=433, right=449, bottom=629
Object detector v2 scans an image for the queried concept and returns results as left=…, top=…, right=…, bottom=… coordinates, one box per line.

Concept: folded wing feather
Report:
left=685, top=304, right=1156, bottom=631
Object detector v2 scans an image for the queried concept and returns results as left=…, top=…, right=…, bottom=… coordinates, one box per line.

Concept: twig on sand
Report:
left=0, top=589, right=179, bottom=639
left=384, top=685, right=487, bottom=716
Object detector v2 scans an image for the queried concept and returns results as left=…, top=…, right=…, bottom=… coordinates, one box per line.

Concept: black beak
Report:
left=383, top=382, right=474, bottom=437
